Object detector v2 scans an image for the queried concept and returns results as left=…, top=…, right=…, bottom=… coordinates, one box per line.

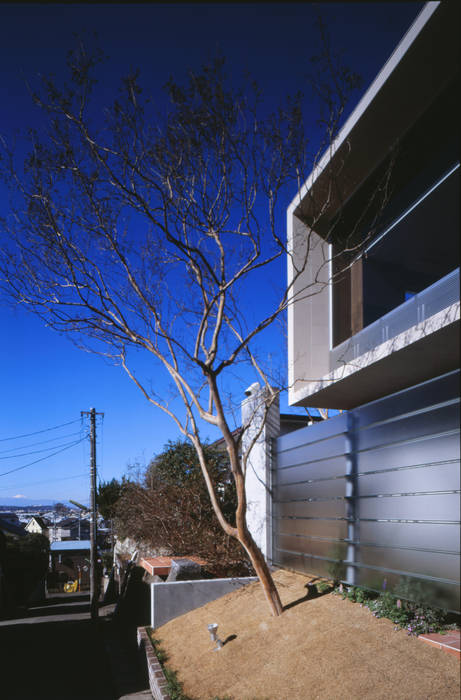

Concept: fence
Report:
left=272, top=370, right=460, bottom=611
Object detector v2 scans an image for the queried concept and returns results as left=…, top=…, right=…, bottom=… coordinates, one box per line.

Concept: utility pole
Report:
left=81, top=407, right=104, bottom=620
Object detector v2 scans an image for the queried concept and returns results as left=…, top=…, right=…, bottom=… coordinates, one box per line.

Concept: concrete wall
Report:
left=287, top=214, right=331, bottom=407
left=241, top=385, right=280, bottom=561
left=150, top=577, right=257, bottom=629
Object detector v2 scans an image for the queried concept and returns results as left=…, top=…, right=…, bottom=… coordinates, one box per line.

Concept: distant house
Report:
left=48, top=517, right=90, bottom=542
left=48, top=526, right=71, bottom=542
left=61, top=517, right=90, bottom=540
left=25, top=516, right=50, bottom=537
left=49, top=540, right=92, bottom=589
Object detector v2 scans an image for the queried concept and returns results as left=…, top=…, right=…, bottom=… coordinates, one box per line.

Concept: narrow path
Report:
left=0, top=593, right=117, bottom=699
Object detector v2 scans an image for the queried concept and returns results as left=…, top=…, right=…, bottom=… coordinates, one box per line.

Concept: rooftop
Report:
left=50, top=539, right=91, bottom=551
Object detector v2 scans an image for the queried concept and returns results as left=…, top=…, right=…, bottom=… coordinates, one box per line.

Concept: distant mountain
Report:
left=0, top=497, right=75, bottom=507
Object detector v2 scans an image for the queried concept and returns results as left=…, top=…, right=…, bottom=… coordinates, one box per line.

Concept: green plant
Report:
left=315, top=580, right=333, bottom=594
left=369, top=595, right=458, bottom=636
left=326, top=544, right=347, bottom=583
left=334, top=585, right=459, bottom=636
left=335, top=585, right=371, bottom=604
left=116, top=440, right=251, bottom=578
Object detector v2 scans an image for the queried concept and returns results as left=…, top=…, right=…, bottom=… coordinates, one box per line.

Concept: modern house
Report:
left=287, top=1, right=459, bottom=410
left=245, top=2, right=459, bottom=612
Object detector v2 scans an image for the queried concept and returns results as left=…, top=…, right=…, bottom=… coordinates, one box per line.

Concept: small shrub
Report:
left=315, top=580, right=333, bottom=594
left=335, top=585, right=371, bottom=604
left=334, top=586, right=459, bottom=636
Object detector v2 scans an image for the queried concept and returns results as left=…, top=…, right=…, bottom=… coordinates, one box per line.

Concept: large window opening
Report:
left=361, top=164, right=459, bottom=328
left=331, top=77, right=460, bottom=347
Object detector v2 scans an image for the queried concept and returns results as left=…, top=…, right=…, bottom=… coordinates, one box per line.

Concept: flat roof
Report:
left=289, top=2, right=459, bottom=232
left=50, top=540, right=91, bottom=551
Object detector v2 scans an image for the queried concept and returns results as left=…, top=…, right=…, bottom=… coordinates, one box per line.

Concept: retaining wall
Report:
left=150, top=576, right=257, bottom=628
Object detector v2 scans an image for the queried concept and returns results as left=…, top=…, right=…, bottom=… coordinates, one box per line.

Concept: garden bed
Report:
left=152, top=569, right=460, bottom=700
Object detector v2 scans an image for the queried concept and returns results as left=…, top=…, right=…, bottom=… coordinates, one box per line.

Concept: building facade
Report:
left=287, top=1, right=459, bottom=410
left=245, top=2, right=460, bottom=611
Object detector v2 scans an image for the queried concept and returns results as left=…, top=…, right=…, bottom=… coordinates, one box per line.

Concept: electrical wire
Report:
left=0, top=430, right=83, bottom=456
left=0, top=418, right=81, bottom=443
left=0, top=436, right=88, bottom=477
left=0, top=436, right=90, bottom=461
left=0, top=472, right=88, bottom=492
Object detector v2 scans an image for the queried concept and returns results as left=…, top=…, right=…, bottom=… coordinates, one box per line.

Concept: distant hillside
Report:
left=0, top=497, right=74, bottom=508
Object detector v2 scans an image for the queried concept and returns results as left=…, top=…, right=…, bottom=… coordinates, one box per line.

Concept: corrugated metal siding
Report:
left=272, top=370, right=460, bottom=611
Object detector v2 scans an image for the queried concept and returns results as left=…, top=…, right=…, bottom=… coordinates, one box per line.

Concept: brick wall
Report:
left=137, top=627, right=171, bottom=700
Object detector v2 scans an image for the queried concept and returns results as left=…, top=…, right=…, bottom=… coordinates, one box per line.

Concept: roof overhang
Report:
left=289, top=2, right=459, bottom=236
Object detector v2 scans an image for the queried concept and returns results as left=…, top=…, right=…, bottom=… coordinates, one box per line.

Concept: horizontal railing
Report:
left=331, top=267, right=459, bottom=367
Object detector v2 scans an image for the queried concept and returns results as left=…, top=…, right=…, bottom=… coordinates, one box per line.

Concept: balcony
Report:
left=298, top=267, right=460, bottom=409
left=331, top=268, right=460, bottom=368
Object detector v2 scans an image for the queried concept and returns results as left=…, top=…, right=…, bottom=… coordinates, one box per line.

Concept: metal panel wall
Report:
left=273, top=370, right=460, bottom=611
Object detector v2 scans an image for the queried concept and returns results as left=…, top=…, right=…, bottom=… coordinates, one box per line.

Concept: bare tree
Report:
left=0, top=43, right=388, bottom=615
left=115, top=440, right=248, bottom=577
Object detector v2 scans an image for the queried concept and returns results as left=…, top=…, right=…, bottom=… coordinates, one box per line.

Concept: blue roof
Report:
left=50, top=540, right=91, bottom=551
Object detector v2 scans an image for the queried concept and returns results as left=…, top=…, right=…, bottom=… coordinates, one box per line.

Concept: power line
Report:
left=0, top=418, right=81, bottom=443
left=0, top=430, right=83, bottom=455
left=0, top=471, right=88, bottom=492
left=0, top=436, right=89, bottom=461
left=0, top=436, right=88, bottom=477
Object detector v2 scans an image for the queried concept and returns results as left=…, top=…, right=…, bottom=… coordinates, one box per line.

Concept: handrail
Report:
left=332, top=267, right=459, bottom=367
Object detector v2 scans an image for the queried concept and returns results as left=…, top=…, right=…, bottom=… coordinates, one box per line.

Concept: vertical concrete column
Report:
left=241, top=383, right=280, bottom=562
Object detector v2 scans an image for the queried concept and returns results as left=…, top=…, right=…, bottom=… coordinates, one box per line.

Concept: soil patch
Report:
left=155, top=569, right=460, bottom=700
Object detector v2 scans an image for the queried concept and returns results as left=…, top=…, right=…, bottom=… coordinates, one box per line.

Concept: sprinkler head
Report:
left=207, top=623, right=223, bottom=651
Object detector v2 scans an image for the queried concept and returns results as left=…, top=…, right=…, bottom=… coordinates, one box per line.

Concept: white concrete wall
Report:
left=287, top=214, right=331, bottom=406
left=150, top=577, right=257, bottom=628
left=241, top=384, right=280, bottom=562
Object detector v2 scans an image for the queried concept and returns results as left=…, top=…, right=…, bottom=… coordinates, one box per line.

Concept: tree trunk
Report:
left=240, top=527, right=283, bottom=616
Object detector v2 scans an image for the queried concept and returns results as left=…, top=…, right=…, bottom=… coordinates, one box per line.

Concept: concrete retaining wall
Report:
left=150, top=577, right=257, bottom=628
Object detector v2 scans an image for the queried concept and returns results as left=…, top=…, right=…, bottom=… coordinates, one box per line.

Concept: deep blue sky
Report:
left=0, top=3, right=423, bottom=505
